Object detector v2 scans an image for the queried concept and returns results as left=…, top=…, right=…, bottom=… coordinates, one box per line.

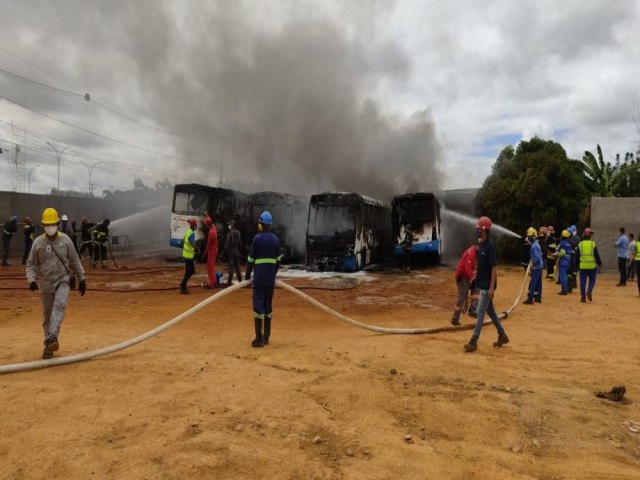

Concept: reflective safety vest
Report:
left=578, top=240, right=596, bottom=270
left=182, top=228, right=195, bottom=259
left=636, top=245, right=640, bottom=262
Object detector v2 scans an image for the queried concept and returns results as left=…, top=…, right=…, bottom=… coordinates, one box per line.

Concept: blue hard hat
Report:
left=259, top=211, right=272, bottom=225
left=568, top=225, right=576, bottom=234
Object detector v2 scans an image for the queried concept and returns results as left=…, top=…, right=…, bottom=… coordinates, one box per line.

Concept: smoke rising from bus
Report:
left=131, top=3, right=444, bottom=200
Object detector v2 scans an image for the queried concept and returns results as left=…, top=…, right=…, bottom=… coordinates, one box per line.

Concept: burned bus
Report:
left=170, top=184, right=251, bottom=256
left=306, top=192, right=391, bottom=272
left=391, top=192, right=441, bottom=261
left=249, top=192, right=308, bottom=262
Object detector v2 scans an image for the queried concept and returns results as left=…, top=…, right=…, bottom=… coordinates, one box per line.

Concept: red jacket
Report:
left=455, top=245, right=477, bottom=281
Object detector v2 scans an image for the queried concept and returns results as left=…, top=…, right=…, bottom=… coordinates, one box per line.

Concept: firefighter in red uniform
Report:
left=203, top=215, right=220, bottom=288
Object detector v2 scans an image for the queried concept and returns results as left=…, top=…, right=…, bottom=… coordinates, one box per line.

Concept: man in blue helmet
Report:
left=245, top=211, right=281, bottom=348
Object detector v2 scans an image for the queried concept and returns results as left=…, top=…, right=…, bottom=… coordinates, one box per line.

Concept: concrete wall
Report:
left=590, top=196, right=640, bottom=271
left=1, top=191, right=106, bottom=262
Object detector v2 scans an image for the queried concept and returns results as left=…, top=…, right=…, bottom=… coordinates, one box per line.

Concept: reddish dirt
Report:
left=1, top=258, right=639, bottom=479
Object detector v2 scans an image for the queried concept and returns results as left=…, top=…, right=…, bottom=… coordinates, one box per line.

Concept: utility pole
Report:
left=219, top=134, right=224, bottom=187
left=47, top=142, right=70, bottom=192
left=13, top=144, right=20, bottom=192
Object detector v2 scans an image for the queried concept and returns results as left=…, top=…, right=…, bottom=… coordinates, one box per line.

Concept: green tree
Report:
left=475, top=137, right=590, bottom=261
left=611, top=151, right=640, bottom=196
left=579, top=144, right=617, bottom=196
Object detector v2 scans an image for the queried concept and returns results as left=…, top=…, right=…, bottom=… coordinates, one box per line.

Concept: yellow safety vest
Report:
left=578, top=240, right=596, bottom=270
left=182, top=228, right=195, bottom=259
left=635, top=243, right=640, bottom=261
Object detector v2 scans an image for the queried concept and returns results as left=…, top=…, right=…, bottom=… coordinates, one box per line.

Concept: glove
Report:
left=79, top=280, right=86, bottom=296
left=29, top=281, right=38, bottom=291
left=70, top=276, right=76, bottom=290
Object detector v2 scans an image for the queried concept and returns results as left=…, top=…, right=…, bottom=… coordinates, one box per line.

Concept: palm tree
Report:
left=580, top=144, right=616, bottom=196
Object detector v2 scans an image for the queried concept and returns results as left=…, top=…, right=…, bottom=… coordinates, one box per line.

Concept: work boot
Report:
left=587, top=292, right=592, bottom=302
left=558, top=291, right=567, bottom=296
left=493, top=333, right=509, bottom=348
left=464, top=336, right=478, bottom=353
left=534, top=298, right=542, bottom=303
left=180, top=287, right=189, bottom=294
left=42, top=347, right=53, bottom=359
left=252, top=318, right=264, bottom=348
left=523, top=298, right=534, bottom=305
left=580, top=297, right=586, bottom=303
left=451, top=311, right=461, bottom=326
left=263, top=317, right=271, bottom=345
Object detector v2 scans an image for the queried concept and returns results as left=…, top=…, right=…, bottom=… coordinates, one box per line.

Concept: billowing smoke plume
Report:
left=2, top=1, right=443, bottom=200
left=137, top=3, right=444, bottom=200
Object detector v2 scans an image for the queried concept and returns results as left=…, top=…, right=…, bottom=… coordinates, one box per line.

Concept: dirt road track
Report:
left=1, top=261, right=639, bottom=479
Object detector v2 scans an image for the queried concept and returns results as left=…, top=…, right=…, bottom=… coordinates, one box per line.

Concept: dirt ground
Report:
left=1, top=257, right=639, bottom=480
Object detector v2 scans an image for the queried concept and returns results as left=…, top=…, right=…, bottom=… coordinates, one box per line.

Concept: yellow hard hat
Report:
left=526, top=227, right=537, bottom=237
left=561, top=229, right=570, bottom=238
left=41, top=207, right=60, bottom=225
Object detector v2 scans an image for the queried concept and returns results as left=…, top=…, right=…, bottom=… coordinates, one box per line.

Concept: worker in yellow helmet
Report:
left=26, top=208, right=86, bottom=359
left=523, top=227, right=544, bottom=305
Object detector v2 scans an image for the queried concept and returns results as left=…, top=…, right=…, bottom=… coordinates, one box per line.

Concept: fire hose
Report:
left=0, top=266, right=530, bottom=374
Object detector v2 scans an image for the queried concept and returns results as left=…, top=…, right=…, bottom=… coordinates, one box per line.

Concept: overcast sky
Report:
left=1, top=0, right=639, bottom=199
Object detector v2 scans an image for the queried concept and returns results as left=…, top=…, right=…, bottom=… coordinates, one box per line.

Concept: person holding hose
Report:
left=576, top=227, right=602, bottom=303
left=451, top=242, right=478, bottom=326
left=464, top=216, right=509, bottom=353
left=92, top=218, right=110, bottom=268
left=203, top=215, right=220, bottom=288
left=26, top=207, right=86, bottom=359
left=556, top=229, right=572, bottom=295
left=245, top=211, right=281, bottom=348
left=523, top=227, right=544, bottom=305
left=179, top=218, right=198, bottom=294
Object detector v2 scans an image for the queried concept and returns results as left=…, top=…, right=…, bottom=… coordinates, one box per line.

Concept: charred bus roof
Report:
left=310, top=192, right=388, bottom=208
left=250, top=191, right=306, bottom=205
left=392, top=192, right=439, bottom=205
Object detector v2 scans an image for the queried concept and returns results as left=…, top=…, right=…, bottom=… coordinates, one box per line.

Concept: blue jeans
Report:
left=527, top=269, right=542, bottom=301
left=558, top=264, right=568, bottom=293
left=473, top=289, right=505, bottom=338
left=579, top=269, right=597, bottom=299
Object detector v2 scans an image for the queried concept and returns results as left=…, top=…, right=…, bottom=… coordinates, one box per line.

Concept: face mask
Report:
left=45, top=225, right=58, bottom=236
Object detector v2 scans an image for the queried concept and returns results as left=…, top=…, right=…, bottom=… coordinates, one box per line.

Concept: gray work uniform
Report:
left=26, top=232, right=85, bottom=345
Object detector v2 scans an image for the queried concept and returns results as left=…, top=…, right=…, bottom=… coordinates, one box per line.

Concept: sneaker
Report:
left=523, top=299, right=534, bottom=305
left=587, top=292, right=592, bottom=302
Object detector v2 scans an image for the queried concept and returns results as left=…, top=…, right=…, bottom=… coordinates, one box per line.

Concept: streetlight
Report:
left=46, top=142, right=70, bottom=192
left=28, top=164, right=40, bottom=193
left=78, top=160, right=105, bottom=196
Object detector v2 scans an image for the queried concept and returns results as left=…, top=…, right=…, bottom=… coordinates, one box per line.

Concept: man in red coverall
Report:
left=451, top=243, right=478, bottom=326
left=203, top=215, right=219, bottom=288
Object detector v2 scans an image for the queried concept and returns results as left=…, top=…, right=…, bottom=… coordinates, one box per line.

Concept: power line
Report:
left=0, top=94, right=190, bottom=162
left=0, top=46, right=177, bottom=136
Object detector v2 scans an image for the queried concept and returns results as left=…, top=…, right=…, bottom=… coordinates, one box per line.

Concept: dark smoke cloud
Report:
left=2, top=1, right=444, bottom=200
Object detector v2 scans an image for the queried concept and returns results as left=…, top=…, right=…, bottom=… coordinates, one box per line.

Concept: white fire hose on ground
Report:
left=0, top=266, right=531, bottom=375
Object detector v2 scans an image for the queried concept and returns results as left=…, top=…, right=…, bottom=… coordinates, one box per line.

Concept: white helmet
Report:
left=61, top=214, right=69, bottom=221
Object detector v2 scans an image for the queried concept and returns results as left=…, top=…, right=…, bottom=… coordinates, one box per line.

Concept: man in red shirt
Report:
left=204, top=215, right=219, bottom=288
left=451, top=243, right=478, bottom=326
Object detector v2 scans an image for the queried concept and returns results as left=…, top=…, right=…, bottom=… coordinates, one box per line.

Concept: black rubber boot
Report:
left=251, top=318, right=264, bottom=348
left=450, top=310, right=461, bottom=326
left=263, top=317, right=271, bottom=345
left=493, top=333, right=509, bottom=347
left=464, top=336, right=478, bottom=353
